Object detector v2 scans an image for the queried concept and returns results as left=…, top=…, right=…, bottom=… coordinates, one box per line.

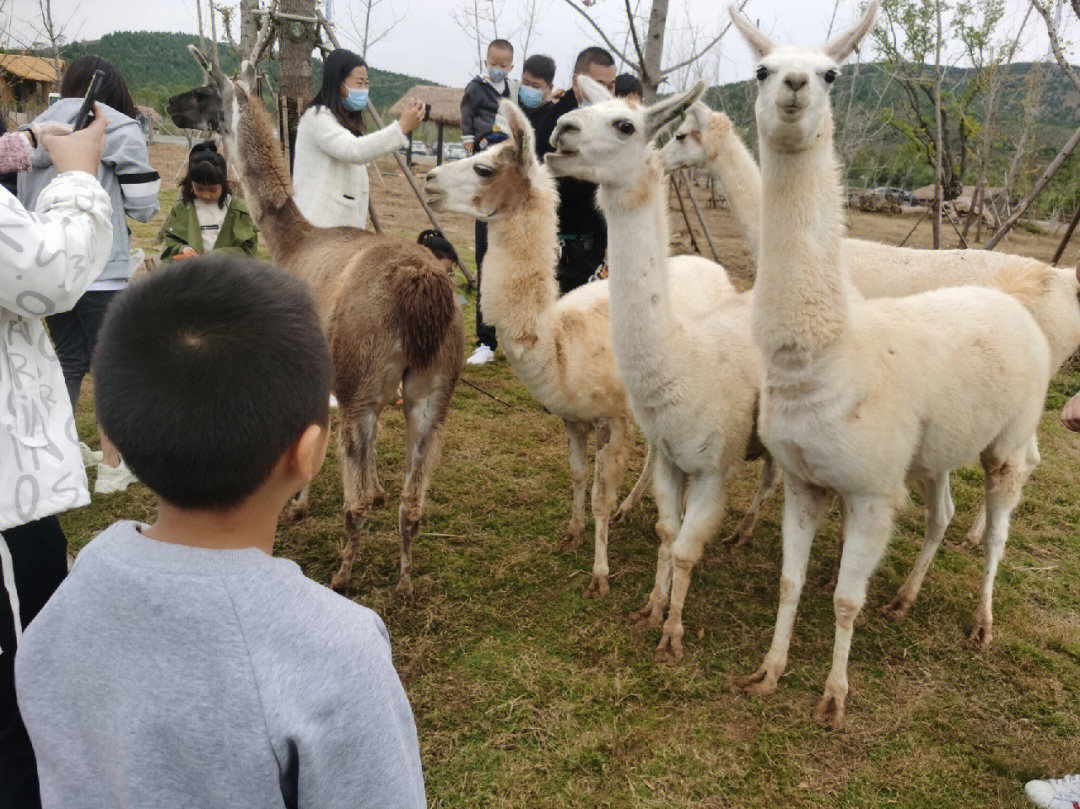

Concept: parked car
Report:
left=443, top=142, right=467, bottom=161
left=399, top=141, right=432, bottom=157
left=872, top=186, right=915, bottom=206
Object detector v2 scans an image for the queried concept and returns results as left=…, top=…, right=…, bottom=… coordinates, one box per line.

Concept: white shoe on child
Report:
left=465, top=344, right=495, bottom=365
left=78, top=441, right=103, bottom=467
left=94, top=460, right=138, bottom=495
left=1025, top=774, right=1080, bottom=808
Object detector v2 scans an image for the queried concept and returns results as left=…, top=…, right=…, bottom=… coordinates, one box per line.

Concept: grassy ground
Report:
left=63, top=146, right=1080, bottom=808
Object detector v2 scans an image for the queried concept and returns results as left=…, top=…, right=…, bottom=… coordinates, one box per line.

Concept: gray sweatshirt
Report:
left=15, top=521, right=426, bottom=809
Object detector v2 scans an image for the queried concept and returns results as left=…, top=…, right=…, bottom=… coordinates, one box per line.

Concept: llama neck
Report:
left=705, top=119, right=763, bottom=258
left=597, top=154, right=678, bottom=368
left=482, top=183, right=560, bottom=350
left=755, top=124, right=849, bottom=357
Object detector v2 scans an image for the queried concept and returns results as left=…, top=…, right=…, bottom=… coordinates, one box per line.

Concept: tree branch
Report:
left=1031, top=0, right=1080, bottom=97
left=659, top=0, right=749, bottom=79
left=623, top=0, right=646, bottom=69
left=555, top=0, right=633, bottom=65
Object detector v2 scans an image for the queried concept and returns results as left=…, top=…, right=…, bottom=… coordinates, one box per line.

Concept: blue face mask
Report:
left=488, top=66, right=508, bottom=84
left=518, top=85, right=544, bottom=109
left=343, top=87, right=369, bottom=111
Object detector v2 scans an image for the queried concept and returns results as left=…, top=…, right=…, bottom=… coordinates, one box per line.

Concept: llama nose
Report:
left=552, top=120, right=579, bottom=147
left=783, top=72, right=808, bottom=92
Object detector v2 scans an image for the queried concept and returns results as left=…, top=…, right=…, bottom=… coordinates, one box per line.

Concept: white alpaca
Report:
left=424, top=100, right=753, bottom=597
left=546, top=78, right=780, bottom=666
left=662, top=105, right=1080, bottom=550
left=730, top=1, right=1053, bottom=728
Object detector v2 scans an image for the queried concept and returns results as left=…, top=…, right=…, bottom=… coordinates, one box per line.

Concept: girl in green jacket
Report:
left=161, top=142, right=257, bottom=260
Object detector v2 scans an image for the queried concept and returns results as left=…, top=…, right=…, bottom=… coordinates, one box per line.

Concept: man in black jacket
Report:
left=542, top=47, right=616, bottom=295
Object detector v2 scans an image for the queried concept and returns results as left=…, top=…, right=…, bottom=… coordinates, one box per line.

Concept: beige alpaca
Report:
left=662, top=103, right=1080, bottom=550
left=425, top=100, right=757, bottom=596
left=730, top=3, right=1053, bottom=728
left=184, top=50, right=463, bottom=596
left=547, top=79, right=780, bottom=666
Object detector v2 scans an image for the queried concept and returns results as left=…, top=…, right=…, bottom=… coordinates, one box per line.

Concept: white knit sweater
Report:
left=291, top=106, right=408, bottom=229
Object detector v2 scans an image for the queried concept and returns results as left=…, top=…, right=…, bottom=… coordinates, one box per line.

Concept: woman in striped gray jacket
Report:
left=19, top=56, right=160, bottom=495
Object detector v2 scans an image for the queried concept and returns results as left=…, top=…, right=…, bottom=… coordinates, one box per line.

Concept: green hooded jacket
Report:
left=160, top=195, right=258, bottom=259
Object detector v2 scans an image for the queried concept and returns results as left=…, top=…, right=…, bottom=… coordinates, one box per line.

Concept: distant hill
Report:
left=58, top=30, right=429, bottom=114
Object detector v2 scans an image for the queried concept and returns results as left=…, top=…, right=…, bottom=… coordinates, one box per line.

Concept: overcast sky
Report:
left=6, top=0, right=1070, bottom=90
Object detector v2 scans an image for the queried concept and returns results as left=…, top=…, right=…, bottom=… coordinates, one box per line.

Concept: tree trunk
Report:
left=932, top=0, right=943, bottom=249
left=240, top=0, right=260, bottom=58
left=277, top=0, right=319, bottom=168
left=641, top=0, right=670, bottom=103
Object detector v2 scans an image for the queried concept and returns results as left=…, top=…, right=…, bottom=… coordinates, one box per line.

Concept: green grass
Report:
left=64, top=221, right=1080, bottom=808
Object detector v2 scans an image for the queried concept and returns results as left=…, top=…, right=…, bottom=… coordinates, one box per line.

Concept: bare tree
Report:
left=31, top=0, right=79, bottom=90
left=556, top=0, right=748, bottom=102
left=347, top=0, right=407, bottom=59
left=452, top=0, right=505, bottom=74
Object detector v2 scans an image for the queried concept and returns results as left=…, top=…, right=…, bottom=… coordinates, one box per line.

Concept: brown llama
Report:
left=179, top=49, right=463, bottom=596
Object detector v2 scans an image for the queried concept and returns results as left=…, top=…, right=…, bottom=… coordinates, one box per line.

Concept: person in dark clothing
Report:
left=519, top=54, right=557, bottom=158
left=462, top=39, right=515, bottom=365
left=544, top=47, right=617, bottom=295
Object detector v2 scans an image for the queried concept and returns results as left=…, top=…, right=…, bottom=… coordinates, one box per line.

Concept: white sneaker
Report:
left=78, top=441, right=103, bottom=467
left=329, top=394, right=339, bottom=409
left=465, top=344, right=495, bottom=365
left=94, top=460, right=138, bottom=495
left=1026, top=774, right=1080, bottom=808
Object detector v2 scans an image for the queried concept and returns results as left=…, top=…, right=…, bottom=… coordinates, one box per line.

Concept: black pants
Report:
left=44, top=290, right=117, bottom=410
left=0, top=516, right=68, bottom=809
left=473, top=220, right=497, bottom=350
left=556, top=239, right=605, bottom=296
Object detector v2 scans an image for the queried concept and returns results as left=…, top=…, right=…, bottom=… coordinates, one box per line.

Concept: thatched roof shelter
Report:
left=388, top=85, right=463, bottom=127
left=0, top=54, right=63, bottom=83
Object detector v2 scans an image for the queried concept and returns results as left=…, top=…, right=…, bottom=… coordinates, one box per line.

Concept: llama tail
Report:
left=991, top=260, right=1055, bottom=313
left=392, top=260, right=457, bottom=369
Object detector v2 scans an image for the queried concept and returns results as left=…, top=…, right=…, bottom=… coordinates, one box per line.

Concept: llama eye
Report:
left=614, top=119, right=636, bottom=136
left=473, top=164, right=493, bottom=178
left=823, top=69, right=838, bottom=84
left=756, top=66, right=769, bottom=81
left=675, top=133, right=687, bottom=142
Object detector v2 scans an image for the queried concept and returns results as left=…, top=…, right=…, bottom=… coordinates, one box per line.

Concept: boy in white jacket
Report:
left=0, top=108, right=113, bottom=809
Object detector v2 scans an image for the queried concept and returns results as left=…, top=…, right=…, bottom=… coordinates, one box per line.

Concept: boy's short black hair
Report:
left=522, top=54, right=556, bottom=85
left=417, top=229, right=459, bottom=266
left=93, top=256, right=333, bottom=510
left=573, top=46, right=615, bottom=76
left=614, top=73, right=643, bottom=98
left=488, top=39, right=514, bottom=55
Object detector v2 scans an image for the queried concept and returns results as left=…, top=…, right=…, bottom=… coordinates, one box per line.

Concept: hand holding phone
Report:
left=72, top=69, right=106, bottom=131
left=43, top=104, right=107, bottom=175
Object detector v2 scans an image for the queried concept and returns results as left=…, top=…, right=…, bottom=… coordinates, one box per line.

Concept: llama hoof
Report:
left=372, top=490, right=390, bottom=509
left=968, top=620, right=993, bottom=650
left=281, top=501, right=308, bottom=523
left=882, top=594, right=913, bottom=621
left=330, top=569, right=351, bottom=594
left=609, top=508, right=629, bottom=529
left=628, top=601, right=664, bottom=629
left=721, top=529, right=751, bottom=548
left=813, top=695, right=846, bottom=730
left=394, top=575, right=414, bottom=600
left=737, top=667, right=779, bottom=697
left=653, top=633, right=684, bottom=667
left=558, top=529, right=584, bottom=552
left=582, top=575, right=609, bottom=599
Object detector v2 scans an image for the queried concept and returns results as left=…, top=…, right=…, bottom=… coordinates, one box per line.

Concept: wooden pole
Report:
left=1052, top=204, right=1080, bottom=265
left=898, top=204, right=932, bottom=247
left=670, top=176, right=701, bottom=255
left=679, top=170, right=720, bottom=263
left=314, top=9, right=476, bottom=290
left=437, top=121, right=444, bottom=167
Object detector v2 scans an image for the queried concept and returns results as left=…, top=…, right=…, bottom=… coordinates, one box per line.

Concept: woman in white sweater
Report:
left=293, top=49, right=425, bottom=229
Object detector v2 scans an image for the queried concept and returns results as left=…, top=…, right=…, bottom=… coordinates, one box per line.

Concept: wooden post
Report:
left=670, top=176, right=701, bottom=255
left=679, top=170, right=720, bottom=263
left=436, top=121, right=444, bottom=166
left=1052, top=204, right=1080, bottom=265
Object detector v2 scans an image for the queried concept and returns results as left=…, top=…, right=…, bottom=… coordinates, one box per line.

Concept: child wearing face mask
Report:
left=292, top=49, right=424, bottom=230
left=460, top=39, right=517, bottom=365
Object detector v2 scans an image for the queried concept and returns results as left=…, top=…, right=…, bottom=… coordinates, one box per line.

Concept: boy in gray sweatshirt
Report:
left=14, top=256, right=426, bottom=809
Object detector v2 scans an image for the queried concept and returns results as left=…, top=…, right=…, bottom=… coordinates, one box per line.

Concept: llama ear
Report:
left=500, top=100, right=535, bottom=166
left=824, top=0, right=878, bottom=62
left=645, top=81, right=705, bottom=140
left=728, top=4, right=775, bottom=58
left=576, top=74, right=612, bottom=106
left=189, top=44, right=229, bottom=88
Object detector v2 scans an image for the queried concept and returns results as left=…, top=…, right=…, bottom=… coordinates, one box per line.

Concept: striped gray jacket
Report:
left=19, top=99, right=160, bottom=286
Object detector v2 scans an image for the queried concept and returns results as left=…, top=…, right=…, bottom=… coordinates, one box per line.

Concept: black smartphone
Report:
left=71, top=69, right=106, bottom=131
left=423, top=102, right=432, bottom=123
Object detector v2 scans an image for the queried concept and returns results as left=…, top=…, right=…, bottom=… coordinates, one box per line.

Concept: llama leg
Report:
left=815, top=494, right=895, bottom=730
left=560, top=420, right=591, bottom=552
left=395, top=378, right=451, bottom=598
left=969, top=446, right=1034, bottom=648
left=738, top=475, right=828, bottom=697
left=654, top=472, right=727, bottom=667
left=958, top=435, right=1038, bottom=551
left=612, top=442, right=654, bottom=528
left=883, top=474, right=953, bottom=620
left=630, top=452, right=685, bottom=629
left=331, top=411, right=381, bottom=593
left=584, top=419, right=630, bottom=598
left=722, top=452, right=781, bottom=548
